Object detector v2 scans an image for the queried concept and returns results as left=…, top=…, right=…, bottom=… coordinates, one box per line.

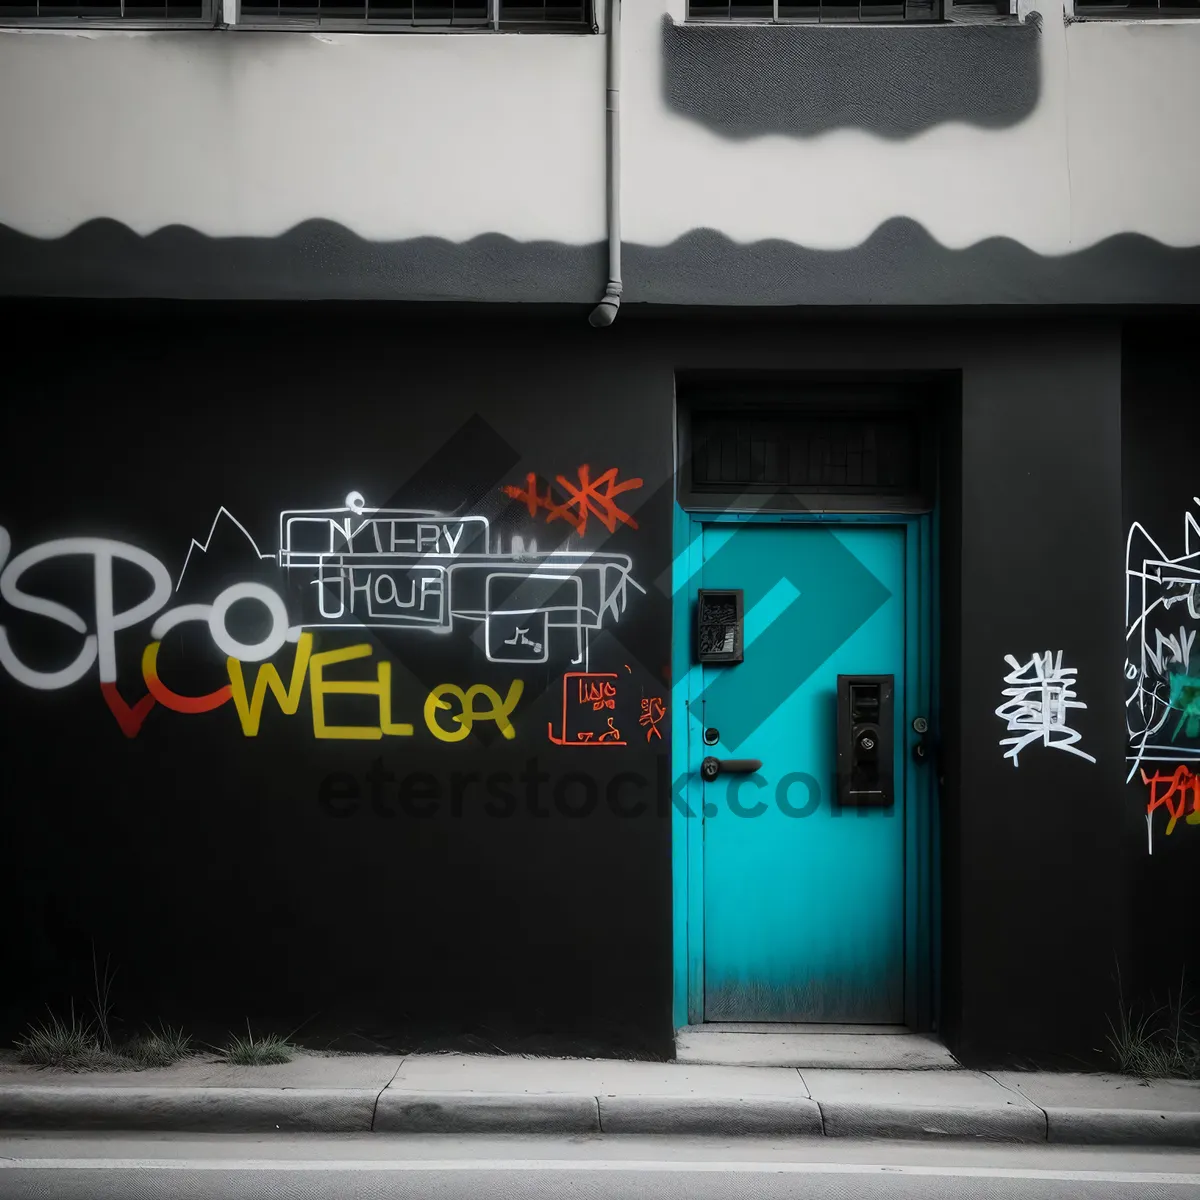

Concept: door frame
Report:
left=670, top=504, right=940, bottom=1031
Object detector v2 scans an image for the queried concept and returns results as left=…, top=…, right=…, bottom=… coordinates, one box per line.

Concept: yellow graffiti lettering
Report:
left=226, top=633, right=314, bottom=736
left=309, top=643, right=414, bottom=740
left=424, top=681, right=524, bottom=743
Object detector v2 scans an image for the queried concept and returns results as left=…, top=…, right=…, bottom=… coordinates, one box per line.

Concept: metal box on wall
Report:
left=697, top=588, right=744, bottom=664
left=836, top=674, right=895, bottom=807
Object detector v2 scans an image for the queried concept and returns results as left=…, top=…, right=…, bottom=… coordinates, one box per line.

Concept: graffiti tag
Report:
left=503, top=465, right=642, bottom=537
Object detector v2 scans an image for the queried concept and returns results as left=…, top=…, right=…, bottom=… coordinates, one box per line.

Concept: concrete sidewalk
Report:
left=1, top=1051, right=1199, bottom=1146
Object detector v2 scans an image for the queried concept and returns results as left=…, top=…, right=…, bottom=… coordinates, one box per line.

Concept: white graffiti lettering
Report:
left=0, top=491, right=644, bottom=690
left=0, top=538, right=171, bottom=688
left=1125, top=498, right=1200, bottom=782
left=995, top=651, right=1096, bottom=767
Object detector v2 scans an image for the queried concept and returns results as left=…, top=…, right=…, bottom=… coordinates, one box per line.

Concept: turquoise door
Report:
left=695, top=522, right=909, bottom=1023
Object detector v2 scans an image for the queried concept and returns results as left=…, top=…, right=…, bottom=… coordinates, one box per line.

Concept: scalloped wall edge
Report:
left=1, top=217, right=1198, bottom=306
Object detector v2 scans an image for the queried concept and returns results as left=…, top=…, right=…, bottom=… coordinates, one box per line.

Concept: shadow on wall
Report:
left=4, top=216, right=1200, bottom=306
left=661, top=12, right=1041, bottom=140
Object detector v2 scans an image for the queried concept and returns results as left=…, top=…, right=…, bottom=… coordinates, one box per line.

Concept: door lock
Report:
left=836, top=675, right=894, bottom=807
left=700, top=756, right=763, bottom=782
left=912, top=716, right=933, bottom=764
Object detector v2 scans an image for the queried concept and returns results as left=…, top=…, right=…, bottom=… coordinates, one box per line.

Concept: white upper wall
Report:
left=0, top=2, right=1198, bottom=254
left=0, top=28, right=607, bottom=241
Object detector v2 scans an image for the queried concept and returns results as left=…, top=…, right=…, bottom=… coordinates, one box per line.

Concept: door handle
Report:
left=700, top=756, right=763, bottom=782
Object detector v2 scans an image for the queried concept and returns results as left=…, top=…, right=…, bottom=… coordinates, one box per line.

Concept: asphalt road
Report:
left=2, top=1133, right=1199, bottom=1200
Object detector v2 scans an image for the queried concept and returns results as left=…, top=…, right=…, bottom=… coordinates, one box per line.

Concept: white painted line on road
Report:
left=2, top=1159, right=1199, bottom=1184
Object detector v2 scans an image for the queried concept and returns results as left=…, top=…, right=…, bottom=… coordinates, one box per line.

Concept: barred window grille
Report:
left=0, top=0, right=208, bottom=16
left=240, top=0, right=588, bottom=22
left=0, top=0, right=591, bottom=23
left=688, top=0, right=941, bottom=21
left=690, top=411, right=923, bottom=495
left=1073, top=0, right=1197, bottom=14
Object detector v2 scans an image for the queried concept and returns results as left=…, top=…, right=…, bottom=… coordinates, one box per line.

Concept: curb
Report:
left=817, top=1100, right=1046, bottom=1143
left=374, top=1090, right=600, bottom=1134
left=598, top=1094, right=824, bottom=1136
left=0, top=1087, right=377, bottom=1133
left=1, top=1086, right=1199, bottom=1146
left=1045, top=1107, right=1200, bottom=1148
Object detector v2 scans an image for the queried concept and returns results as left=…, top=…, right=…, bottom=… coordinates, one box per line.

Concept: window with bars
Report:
left=239, top=0, right=589, bottom=23
left=0, top=0, right=591, bottom=24
left=1073, top=0, right=1197, bottom=15
left=690, top=411, right=924, bottom=496
left=0, top=0, right=211, bottom=18
left=688, top=0, right=942, bottom=21
left=675, top=378, right=941, bottom=514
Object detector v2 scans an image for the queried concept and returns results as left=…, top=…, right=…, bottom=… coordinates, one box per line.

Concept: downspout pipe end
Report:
left=590, top=0, right=621, bottom=329
left=588, top=285, right=622, bottom=328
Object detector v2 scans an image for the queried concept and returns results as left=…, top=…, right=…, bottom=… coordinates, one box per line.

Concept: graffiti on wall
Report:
left=503, top=466, right=643, bottom=537
left=1126, top=498, right=1200, bottom=851
left=1140, top=766, right=1200, bottom=842
left=545, top=667, right=668, bottom=748
left=279, top=490, right=643, bottom=665
left=548, top=672, right=627, bottom=746
left=639, top=696, right=666, bottom=742
left=0, top=491, right=645, bottom=741
left=995, top=651, right=1096, bottom=767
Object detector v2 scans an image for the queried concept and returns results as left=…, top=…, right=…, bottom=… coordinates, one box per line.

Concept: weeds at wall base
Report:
left=15, top=1004, right=128, bottom=1072
left=220, top=1023, right=295, bottom=1066
left=14, top=1007, right=193, bottom=1073
left=123, top=1023, right=192, bottom=1068
left=1105, top=963, right=1200, bottom=1080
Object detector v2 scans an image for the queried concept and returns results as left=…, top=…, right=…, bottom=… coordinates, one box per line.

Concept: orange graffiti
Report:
left=548, top=671, right=627, bottom=746
left=579, top=678, right=618, bottom=710
left=100, top=681, right=156, bottom=739
left=639, top=696, right=666, bottom=742
left=142, top=641, right=232, bottom=715
left=1141, top=766, right=1200, bottom=837
left=503, top=465, right=642, bottom=537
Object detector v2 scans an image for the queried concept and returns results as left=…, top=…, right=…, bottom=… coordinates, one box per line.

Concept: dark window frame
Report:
left=686, top=0, right=946, bottom=23
left=685, top=0, right=1040, bottom=21
left=675, top=373, right=945, bottom=516
left=0, top=0, right=215, bottom=26
left=236, top=0, right=593, bottom=30
left=0, top=0, right=594, bottom=28
left=1071, top=0, right=1199, bottom=17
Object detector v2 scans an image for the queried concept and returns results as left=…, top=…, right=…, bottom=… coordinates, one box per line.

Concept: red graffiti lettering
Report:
left=503, top=465, right=642, bottom=537
left=1141, top=766, right=1200, bottom=837
left=100, top=681, right=156, bottom=739
left=578, top=678, right=618, bottom=710
left=548, top=672, right=627, bottom=746
left=142, top=641, right=232, bottom=715
left=639, top=696, right=666, bottom=742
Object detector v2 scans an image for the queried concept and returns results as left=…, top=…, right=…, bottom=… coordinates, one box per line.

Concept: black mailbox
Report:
left=697, top=589, right=744, bottom=664
left=836, top=674, right=894, bottom=808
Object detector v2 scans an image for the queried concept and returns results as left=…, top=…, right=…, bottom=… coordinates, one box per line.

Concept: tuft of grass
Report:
left=89, top=943, right=117, bottom=1053
left=222, top=1023, right=294, bottom=1066
left=15, top=1004, right=127, bottom=1071
left=1106, top=963, right=1200, bottom=1079
left=123, top=1023, right=192, bottom=1068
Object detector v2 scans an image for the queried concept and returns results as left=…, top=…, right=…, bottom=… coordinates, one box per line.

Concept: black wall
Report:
left=1, top=306, right=677, bottom=1057
left=952, top=325, right=1129, bottom=1067
left=0, top=304, right=1143, bottom=1066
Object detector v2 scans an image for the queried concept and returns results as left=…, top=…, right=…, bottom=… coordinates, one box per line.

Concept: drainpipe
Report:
left=588, top=0, right=622, bottom=328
